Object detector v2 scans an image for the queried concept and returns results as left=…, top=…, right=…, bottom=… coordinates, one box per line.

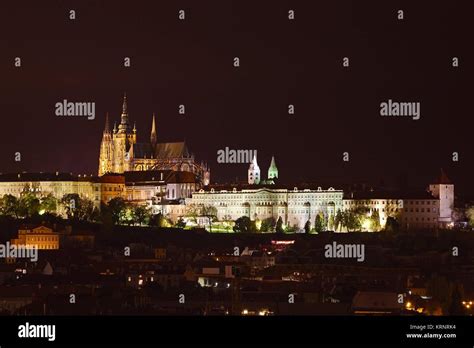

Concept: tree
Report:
left=466, top=206, right=474, bottom=227
left=60, top=194, right=98, bottom=222
left=304, top=220, right=311, bottom=234
left=1, top=194, right=20, bottom=218
left=201, top=205, right=218, bottom=219
left=233, top=216, right=252, bottom=233
left=328, top=214, right=335, bottom=231
left=314, top=213, right=324, bottom=233
left=40, top=193, right=57, bottom=214
left=134, top=205, right=152, bottom=226
left=370, top=210, right=381, bottom=231
left=176, top=217, right=186, bottom=229
left=385, top=216, right=400, bottom=232
left=184, top=204, right=199, bottom=223
left=19, top=192, right=40, bottom=218
left=61, top=193, right=81, bottom=220
left=107, top=197, right=127, bottom=224
left=276, top=216, right=284, bottom=234
left=77, top=198, right=97, bottom=221
left=260, top=217, right=276, bottom=232
left=334, top=209, right=343, bottom=232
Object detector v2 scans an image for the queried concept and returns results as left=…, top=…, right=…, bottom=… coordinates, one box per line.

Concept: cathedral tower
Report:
left=98, top=113, right=113, bottom=176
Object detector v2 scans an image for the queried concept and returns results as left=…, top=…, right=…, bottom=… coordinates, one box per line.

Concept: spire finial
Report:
left=104, top=112, right=110, bottom=133
left=150, top=113, right=157, bottom=145
left=122, top=92, right=128, bottom=115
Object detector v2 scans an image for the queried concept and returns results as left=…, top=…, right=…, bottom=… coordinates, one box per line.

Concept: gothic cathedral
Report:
left=98, top=94, right=210, bottom=185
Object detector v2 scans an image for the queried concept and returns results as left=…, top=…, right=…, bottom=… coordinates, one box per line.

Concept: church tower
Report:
left=112, top=93, right=135, bottom=173
left=267, top=156, right=278, bottom=180
left=428, top=169, right=454, bottom=226
left=98, top=113, right=113, bottom=176
left=248, top=154, right=260, bottom=185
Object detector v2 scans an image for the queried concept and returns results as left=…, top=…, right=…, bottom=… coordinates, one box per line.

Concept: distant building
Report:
left=11, top=225, right=59, bottom=250
left=189, top=184, right=344, bottom=230
left=351, top=291, right=403, bottom=315
left=0, top=172, right=101, bottom=210
left=344, top=170, right=454, bottom=230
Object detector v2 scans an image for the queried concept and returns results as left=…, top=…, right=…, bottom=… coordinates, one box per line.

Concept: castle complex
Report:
left=0, top=95, right=456, bottom=232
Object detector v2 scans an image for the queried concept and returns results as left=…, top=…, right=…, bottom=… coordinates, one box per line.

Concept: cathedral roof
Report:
left=155, top=142, right=189, bottom=159
left=133, top=143, right=154, bottom=158
left=132, top=141, right=190, bottom=159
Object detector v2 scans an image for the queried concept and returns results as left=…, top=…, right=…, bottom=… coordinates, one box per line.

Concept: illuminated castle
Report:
left=98, top=94, right=210, bottom=185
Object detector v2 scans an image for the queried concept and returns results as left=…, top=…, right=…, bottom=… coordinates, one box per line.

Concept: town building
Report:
left=11, top=225, right=60, bottom=250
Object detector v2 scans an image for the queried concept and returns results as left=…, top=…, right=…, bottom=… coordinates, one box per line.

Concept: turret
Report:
left=268, top=156, right=278, bottom=179
left=248, top=153, right=260, bottom=185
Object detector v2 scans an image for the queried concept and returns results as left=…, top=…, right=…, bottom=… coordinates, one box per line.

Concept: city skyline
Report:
left=1, top=2, right=474, bottom=343
left=2, top=1, right=473, bottom=196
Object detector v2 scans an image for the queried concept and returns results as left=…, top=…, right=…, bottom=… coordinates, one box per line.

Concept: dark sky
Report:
left=1, top=1, right=473, bottom=196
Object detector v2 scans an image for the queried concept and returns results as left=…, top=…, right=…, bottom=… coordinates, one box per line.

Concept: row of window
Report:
left=27, top=236, right=58, bottom=242
left=346, top=200, right=437, bottom=205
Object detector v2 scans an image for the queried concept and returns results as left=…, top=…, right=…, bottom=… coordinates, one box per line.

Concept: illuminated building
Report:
left=98, top=94, right=210, bottom=185
left=0, top=172, right=101, bottom=211
left=189, top=184, right=344, bottom=230
left=11, top=225, right=59, bottom=250
left=344, top=170, right=454, bottom=230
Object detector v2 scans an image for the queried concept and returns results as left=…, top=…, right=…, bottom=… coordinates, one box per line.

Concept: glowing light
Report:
left=271, top=240, right=295, bottom=245
left=255, top=219, right=262, bottom=231
left=38, top=209, right=46, bottom=215
left=362, top=218, right=371, bottom=231
left=259, top=310, right=266, bottom=316
left=406, top=302, right=412, bottom=309
left=242, top=309, right=248, bottom=315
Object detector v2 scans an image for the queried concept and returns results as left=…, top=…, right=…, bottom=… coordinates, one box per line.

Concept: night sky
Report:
left=1, top=1, right=473, bottom=196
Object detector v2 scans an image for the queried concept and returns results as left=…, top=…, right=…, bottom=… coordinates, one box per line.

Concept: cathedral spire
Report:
left=104, top=112, right=110, bottom=134
left=122, top=92, right=128, bottom=115
left=150, top=113, right=157, bottom=146
left=119, top=93, right=130, bottom=132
